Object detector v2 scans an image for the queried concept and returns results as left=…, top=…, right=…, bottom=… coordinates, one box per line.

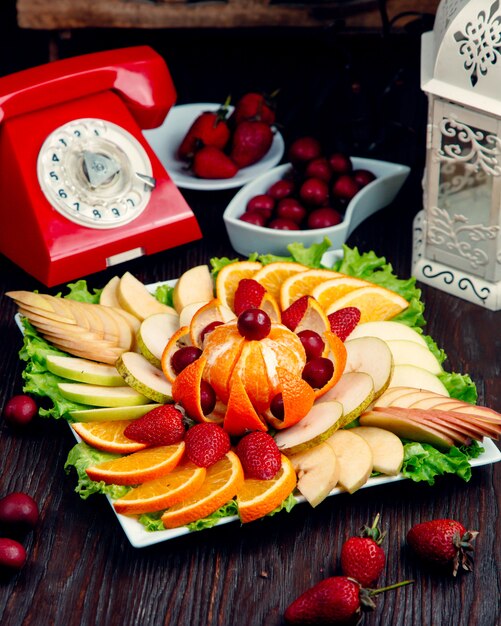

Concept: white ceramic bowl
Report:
left=223, top=158, right=410, bottom=257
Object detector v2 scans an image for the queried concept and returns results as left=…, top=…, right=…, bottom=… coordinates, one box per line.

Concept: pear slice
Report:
left=374, top=386, right=427, bottom=408
left=137, top=312, right=180, bottom=367
left=69, top=404, right=159, bottom=422
left=189, top=299, right=236, bottom=347
left=46, top=354, right=125, bottom=386
left=115, top=351, right=173, bottom=403
left=385, top=340, right=443, bottom=375
left=274, top=401, right=344, bottom=456
left=118, top=272, right=177, bottom=321
left=179, top=301, right=211, bottom=328
left=324, top=430, right=373, bottom=493
left=350, top=426, right=404, bottom=475
left=344, top=336, right=393, bottom=400
left=316, top=371, right=374, bottom=427
left=58, top=383, right=151, bottom=407
left=347, top=320, right=428, bottom=346
left=289, top=443, right=339, bottom=507
left=172, top=264, right=214, bottom=314
left=382, top=389, right=445, bottom=408
left=100, top=276, right=121, bottom=307
left=389, top=364, right=449, bottom=395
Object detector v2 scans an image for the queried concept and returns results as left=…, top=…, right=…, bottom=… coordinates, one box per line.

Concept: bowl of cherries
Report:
left=223, top=136, right=410, bottom=257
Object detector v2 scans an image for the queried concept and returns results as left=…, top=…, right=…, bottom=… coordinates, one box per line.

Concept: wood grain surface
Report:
left=0, top=13, right=499, bottom=626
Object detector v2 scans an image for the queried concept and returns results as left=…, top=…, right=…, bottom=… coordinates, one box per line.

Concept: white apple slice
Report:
left=189, top=299, right=236, bottom=347
left=385, top=340, right=443, bottom=375
left=100, top=276, right=121, bottom=307
left=118, top=272, right=177, bottom=321
left=289, top=443, right=339, bottom=507
left=344, top=336, right=393, bottom=399
left=58, top=383, right=151, bottom=407
left=360, top=409, right=455, bottom=449
left=389, top=364, right=449, bottom=395
left=46, top=354, right=125, bottom=386
left=172, top=264, right=214, bottom=314
left=115, top=351, right=173, bottom=403
left=69, top=404, right=160, bottom=422
left=324, top=430, right=373, bottom=493
left=317, top=372, right=374, bottom=427
left=374, top=386, right=427, bottom=408
left=383, top=389, right=447, bottom=408
left=136, top=312, right=180, bottom=368
left=347, top=320, right=428, bottom=346
left=179, top=301, right=211, bottom=328
left=350, top=426, right=404, bottom=475
left=274, top=401, right=344, bottom=456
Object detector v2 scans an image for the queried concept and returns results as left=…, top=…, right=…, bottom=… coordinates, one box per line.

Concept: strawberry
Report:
left=233, top=279, right=267, bottom=316
left=124, top=405, right=186, bottom=446
left=177, top=106, right=231, bottom=160
left=340, top=514, right=386, bottom=587
left=327, top=307, right=361, bottom=341
left=184, top=423, right=230, bottom=468
left=232, top=92, right=276, bottom=126
left=230, top=121, right=274, bottom=168
left=281, top=295, right=311, bottom=332
left=236, top=431, right=281, bottom=479
left=192, top=146, right=239, bottom=179
left=407, top=518, right=479, bottom=576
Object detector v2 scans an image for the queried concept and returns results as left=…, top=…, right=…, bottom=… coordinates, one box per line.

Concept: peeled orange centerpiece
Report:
left=163, top=274, right=348, bottom=438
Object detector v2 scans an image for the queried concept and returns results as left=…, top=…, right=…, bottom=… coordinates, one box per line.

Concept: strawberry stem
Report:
left=360, top=512, right=386, bottom=544
left=369, top=580, right=414, bottom=596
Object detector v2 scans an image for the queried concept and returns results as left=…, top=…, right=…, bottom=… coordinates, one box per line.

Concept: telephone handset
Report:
left=0, top=46, right=201, bottom=286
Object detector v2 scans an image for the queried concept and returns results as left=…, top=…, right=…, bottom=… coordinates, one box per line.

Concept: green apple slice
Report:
left=115, top=351, right=172, bottom=403
left=389, top=364, right=449, bottom=395
left=58, top=383, right=151, bottom=407
left=289, top=442, right=339, bottom=507
left=385, top=340, right=443, bottom=375
left=325, top=429, right=373, bottom=493
left=350, top=426, right=404, bottom=476
left=69, top=404, right=159, bottom=422
left=137, top=312, right=180, bottom=368
left=46, top=354, right=125, bottom=386
left=317, top=371, right=374, bottom=427
left=344, top=336, right=393, bottom=400
left=274, top=401, right=344, bottom=456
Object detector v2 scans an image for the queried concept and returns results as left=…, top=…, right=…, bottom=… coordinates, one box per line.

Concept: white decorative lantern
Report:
left=413, top=0, right=501, bottom=310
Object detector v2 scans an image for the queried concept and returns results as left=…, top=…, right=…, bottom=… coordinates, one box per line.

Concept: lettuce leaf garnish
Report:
left=64, top=442, right=129, bottom=500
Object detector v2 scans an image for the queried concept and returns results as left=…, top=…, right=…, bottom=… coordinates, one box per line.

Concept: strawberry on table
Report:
left=177, top=105, right=231, bottom=160
left=192, top=146, right=239, bottom=179
left=230, top=120, right=274, bottom=168
left=340, top=513, right=386, bottom=587
left=407, top=518, right=479, bottom=576
left=124, top=405, right=186, bottom=446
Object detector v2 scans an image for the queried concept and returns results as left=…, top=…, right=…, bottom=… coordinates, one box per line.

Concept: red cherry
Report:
left=307, top=207, right=342, bottom=229
left=270, top=393, right=284, bottom=420
left=289, top=136, right=322, bottom=163
left=352, top=169, right=376, bottom=188
left=299, top=178, right=329, bottom=206
left=171, top=346, right=203, bottom=375
left=237, top=308, right=271, bottom=340
left=246, top=194, right=275, bottom=219
left=3, top=395, right=37, bottom=427
left=200, top=380, right=217, bottom=415
left=239, top=212, right=267, bottom=227
left=328, top=152, right=352, bottom=175
left=0, top=538, right=26, bottom=572
left=332, top=174, right=361, bottom=201
left=305, top=158, right=332, bottom=182
left=297, top=330, right=325, bottom=361
left=267, top=179, right=295, bottom=200
left=302, top=357, right=334, bottom=389
left=267, top=218, right=300, bottom=231
left=200, top=321, right=224, bottom=343
left=0, top=492, right=39, bottom=533
left=276, top=198, right=307, bottom=225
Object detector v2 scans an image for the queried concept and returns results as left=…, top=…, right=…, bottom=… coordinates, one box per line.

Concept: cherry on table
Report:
left=0, top=538, right=26, bottom=573
left=3, top=395, right=38, bottom=427
left=0, top=492, right=39, bottom=533
left=302, top=357, right=334, bottom=389
left=237, top=308, right=271, bottom=340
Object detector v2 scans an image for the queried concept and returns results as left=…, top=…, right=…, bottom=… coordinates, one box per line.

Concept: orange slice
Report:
left=280, top=268, right=343, bottom=310
left=311, top=276, right=372, bottom=311
left=161, top=325, right=192, bottom=383
left=161, top=451, right=244, bottom=529
left=252, top=262, right=309, bottom=302
left=313, top=330, right=347, bottom=400
left=233, top=340, right=273, bottom=413
left=171, top=355, right=221, bottom=423
left=265, top=367, right=315, bottom=430
left=215, top=261, right=262, bottom=312
left=325, top=286, right=409, bottom=323
left=224, top=374, right=268, bottom=436
left=113, top=461, right=206, bottom=515
left=85, top=443, right=186, bottom=485
left=236, top=455, right=297, bottom=524
left=72, top=421, right=147, bottom=454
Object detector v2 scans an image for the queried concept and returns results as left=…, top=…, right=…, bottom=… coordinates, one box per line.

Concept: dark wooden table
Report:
left=0, top=17, right=499, bottom=626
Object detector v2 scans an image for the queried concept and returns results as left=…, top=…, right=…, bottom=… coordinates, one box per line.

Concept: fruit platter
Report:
left=8, top=243, right=501, bottom=548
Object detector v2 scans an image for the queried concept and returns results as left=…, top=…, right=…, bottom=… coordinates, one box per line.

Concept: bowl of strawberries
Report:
left=142, top=94, right=285, bottom=190
left=223, top=136, right=410, bottom=256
